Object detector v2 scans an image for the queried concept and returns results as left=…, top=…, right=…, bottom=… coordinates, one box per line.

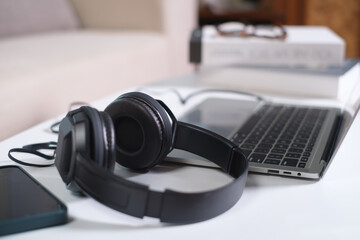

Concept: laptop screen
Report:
left=179, top=98, right=262, bottom=138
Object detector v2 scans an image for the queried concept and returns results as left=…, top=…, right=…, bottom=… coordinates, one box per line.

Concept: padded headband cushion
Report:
left=105, top=92, right=173, bottom=170
left=80, top=107, right=115, bottom=170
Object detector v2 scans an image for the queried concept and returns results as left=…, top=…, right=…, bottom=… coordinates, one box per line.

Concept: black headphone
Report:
left=55, top=92, right=248, bottom=224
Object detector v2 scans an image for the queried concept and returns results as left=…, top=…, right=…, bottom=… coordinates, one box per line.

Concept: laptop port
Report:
left=283, top=171, right=292, bottom=175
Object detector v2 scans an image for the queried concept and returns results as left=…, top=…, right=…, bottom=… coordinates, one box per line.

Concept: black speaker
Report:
left=55, top=92, right=248, bottom=223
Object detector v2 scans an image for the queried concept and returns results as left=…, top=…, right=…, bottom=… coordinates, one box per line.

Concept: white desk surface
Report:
left=1, top=77, right=360, bottom=240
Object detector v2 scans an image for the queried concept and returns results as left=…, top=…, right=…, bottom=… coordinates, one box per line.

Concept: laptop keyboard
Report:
left=230, top=104, right=328, bottom=168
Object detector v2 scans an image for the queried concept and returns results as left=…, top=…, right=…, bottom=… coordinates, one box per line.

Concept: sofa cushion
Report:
left=0, top=30, right=170, bottom=80
left=0, top=0, right=79, bottom=38
left=0, top=30, right=171, bottom=140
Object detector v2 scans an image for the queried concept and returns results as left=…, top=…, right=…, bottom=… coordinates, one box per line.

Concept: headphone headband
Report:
left=74, top=151, right=247, bottom=223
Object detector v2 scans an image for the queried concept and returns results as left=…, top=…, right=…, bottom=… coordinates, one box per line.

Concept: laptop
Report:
left=167, top=95, right=357, bottom=180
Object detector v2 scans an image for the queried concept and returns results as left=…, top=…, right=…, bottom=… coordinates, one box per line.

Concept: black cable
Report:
left=50, top=121, right=61, bottom=134
left=136, top=87, right=266, bottom=105
left=8, top=142, right=57, bottom=167
left=9, top=101, right=89, bottom=167
left=8, top=100, right=90, bottom=167
left=178, top=88, right=265, bottom=104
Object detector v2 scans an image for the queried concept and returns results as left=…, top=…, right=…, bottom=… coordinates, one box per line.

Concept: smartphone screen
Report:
left=0, top=165, right=67, bottom=236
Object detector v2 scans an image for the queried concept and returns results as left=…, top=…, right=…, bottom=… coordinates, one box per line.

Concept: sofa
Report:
left=0, top=0, right=197, bottom=140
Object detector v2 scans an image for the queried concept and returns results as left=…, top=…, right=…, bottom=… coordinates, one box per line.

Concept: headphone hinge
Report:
left=156, top=99, right=178, bottom=151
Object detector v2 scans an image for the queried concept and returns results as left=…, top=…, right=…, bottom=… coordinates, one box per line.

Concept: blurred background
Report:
left=0, top=0, right=359, bottom=141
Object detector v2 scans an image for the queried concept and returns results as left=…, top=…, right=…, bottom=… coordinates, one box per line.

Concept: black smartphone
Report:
left=0, top=165, right=67, bottom=236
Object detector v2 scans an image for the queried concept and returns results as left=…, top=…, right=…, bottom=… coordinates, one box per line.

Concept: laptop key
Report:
left=254, top=148, right=270, bottom=154
left=298, top=162, right=306, bottom=168
left=267, top=154, right=284, bottom=160
left=264, top=159, right=281, bottom=165
left=281, top=158, right=298, bottom=167
left=258, top=143, right=273, bottom=148
left=241, top=144, right=256, bottom=149
left=297, top=134, right=311, bottom=139
left=288, top=148, right=303, bottom=153
left=294, top=138, right=307, bottom=144
left=286, top=153, right=301, bottom=158
left=291, top=143, right=305, bottom=148
left=271, top=148, right=286, bottom=154
left=279, top=135, right=293, bottom=140
left=262, top=138, right=276, bottom=144
left=303, top=152, right=311, bottom=157
left=277, top=139, right=291, bottom=144
left=274, top=144, right=289, bottom=149
left=248, top=153, right=266, bottom=163
left=245, top=139, right=259, bottom=144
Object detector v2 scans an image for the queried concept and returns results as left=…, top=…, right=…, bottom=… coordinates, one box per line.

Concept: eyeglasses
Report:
left=216, top=22, right=287, bottom=40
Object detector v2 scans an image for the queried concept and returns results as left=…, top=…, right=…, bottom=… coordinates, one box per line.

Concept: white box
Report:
left=190, top=26, right=345, bottom=68
left=199, top=59, right=359, bottom=99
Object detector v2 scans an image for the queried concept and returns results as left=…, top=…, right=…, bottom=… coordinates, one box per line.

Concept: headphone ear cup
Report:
left=81, top=107, right=115, bottom=171
left=105, top=92, right=173, bottom=170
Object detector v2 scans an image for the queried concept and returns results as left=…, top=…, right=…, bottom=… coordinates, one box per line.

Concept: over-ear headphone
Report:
left=55, top=92, right=248, bottom=224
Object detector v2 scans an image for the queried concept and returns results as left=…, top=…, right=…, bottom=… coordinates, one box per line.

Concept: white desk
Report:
left=1, top=76, right=360, bottom=240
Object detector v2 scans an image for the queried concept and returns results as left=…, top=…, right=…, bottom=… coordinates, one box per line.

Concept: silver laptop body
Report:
left=167, top=96, right=354, bottom=180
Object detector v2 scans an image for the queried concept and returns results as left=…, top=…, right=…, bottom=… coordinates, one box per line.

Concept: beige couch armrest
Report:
left=70, top=0, right=164, bottom=31
left=70, top=0, right=198, bottom=32
left=70, top=0, right=197, bottom=76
